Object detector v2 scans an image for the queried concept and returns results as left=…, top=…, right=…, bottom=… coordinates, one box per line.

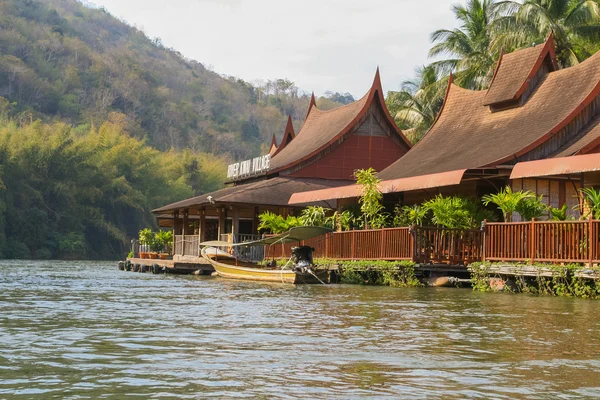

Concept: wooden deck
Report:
left=125, top=257, right=215, bottom=274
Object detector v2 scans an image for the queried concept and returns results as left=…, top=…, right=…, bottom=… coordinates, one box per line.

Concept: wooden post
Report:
left=232, top=207, right=240, bottom=243
left=199, top=209, right=206, bottom=243
left=325, top=232, right=330, bottom=258
left=182, top=209, right=189, bottom=256
left=481, top=219, right=487, bottom=262
left=218, top=207, right=227, bottom=241
left=351, top=231, right=356, bottom=260
left=380, top=228, right=385, bottom=259
left=589, top=215, right=594, bottom=268
left=409, top=225, right=417, bottom=262
left=173, top=210, right=179, bottom=255
left=530, top=218, right=536, bottom=264
left=253, top=206, right=260, bottom=235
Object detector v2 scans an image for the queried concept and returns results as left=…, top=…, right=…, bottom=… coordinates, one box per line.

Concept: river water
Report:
left=1, top=260, right=600, bottom=399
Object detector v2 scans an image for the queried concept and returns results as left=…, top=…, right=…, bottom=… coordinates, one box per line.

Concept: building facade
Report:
left=153, top=69, right=412, bottom=252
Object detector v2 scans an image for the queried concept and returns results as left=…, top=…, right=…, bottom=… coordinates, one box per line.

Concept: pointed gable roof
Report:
left=269, top=68, right=412, bottom=173
left=269, top=134, right=278, bottom=156
left=483, top=35, right=558, bottom=106
left=306, top=92, right=317, bottom=119
left=378, top=48, right=600, bottom=181
left=272, top=116, right=295, bottom=157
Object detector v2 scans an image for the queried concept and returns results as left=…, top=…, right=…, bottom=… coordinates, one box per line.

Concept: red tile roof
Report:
left=268, top=69, right=412, bottom=173
left=378, top=48, right=600, bottom=181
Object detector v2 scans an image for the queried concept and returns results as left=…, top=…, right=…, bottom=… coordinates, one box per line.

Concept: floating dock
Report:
left=119, top=256, right=215, bottom=275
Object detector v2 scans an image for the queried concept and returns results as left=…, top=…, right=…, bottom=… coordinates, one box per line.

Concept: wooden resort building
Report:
left=152, top=70, right=412, bottom=258
left=290, top=36, right=600, bottom=220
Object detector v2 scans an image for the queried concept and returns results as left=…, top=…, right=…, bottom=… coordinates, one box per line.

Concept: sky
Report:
left=86, top=0, right=458, bottom=98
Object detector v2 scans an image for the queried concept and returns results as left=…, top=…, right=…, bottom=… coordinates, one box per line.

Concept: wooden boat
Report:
left=200, top=226, right=331, bottom=284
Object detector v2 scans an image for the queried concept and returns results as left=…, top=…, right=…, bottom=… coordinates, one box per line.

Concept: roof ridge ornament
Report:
left=269, top=134, right=278, bottom=156
left=306, top=92, right=317, bottom=119
left=272, top=115, right=295, bottom=157
left=372, top=66, right=382, bottom=90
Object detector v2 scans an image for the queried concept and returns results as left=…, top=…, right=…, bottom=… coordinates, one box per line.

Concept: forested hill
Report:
left=0, top=0, right=354, bottom=260
left=0, top=0, right=353, bottom=159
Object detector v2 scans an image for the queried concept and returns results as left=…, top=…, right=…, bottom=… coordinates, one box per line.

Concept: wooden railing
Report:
left=265, top=220, right=600, bottom=266
left=484, top=219, right=600, bottom=264
left=266, top=228, right=414, bottom=261
left=171, top=219, right=600, bottom=266
left=174, top=235, right=200, bottom=257
left=413, top=227, right=484, bottom=264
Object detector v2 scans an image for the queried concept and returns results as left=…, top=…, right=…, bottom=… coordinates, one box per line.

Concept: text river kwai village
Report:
left=5, top=0, right=600, bottom=397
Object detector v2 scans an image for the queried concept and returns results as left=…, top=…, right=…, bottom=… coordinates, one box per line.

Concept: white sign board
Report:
left=227, top=154, right=271, bottom=180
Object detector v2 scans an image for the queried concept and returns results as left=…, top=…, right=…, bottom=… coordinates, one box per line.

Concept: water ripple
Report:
left=1, top=260, right=600, bottom=398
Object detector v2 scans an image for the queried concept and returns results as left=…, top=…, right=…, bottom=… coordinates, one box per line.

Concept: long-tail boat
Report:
left=200, top=226, right=330, bottom=284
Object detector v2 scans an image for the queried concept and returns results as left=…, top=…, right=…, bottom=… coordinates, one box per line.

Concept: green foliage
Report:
left=386, top=66, right=447, bottom=142
left=515, top=194, right=547, bottom=221
left=580, top=187, right=600, bottom=219
left=469, top=261, right=600, bottom=298
left=57, top=232, right=86, bottom=258
left=494, top=0, right=600, bottom=68
left=423, top=195, right=477, bottom=229
left=299, top=206, right=331, bottom=227
left=336, top=210, right=360, bottom=231
left=392, top=195, right=495, bottom=229
left=482, top=186, right=535, bottom=222
left=354, top=168, right=388, bottom=229
left=257, top=211, right=301, bottom=234
left=0, top=0, right=346, bottom=160
left=429, top=0, right=498, bottom=90
left=469, top=262, right=492, bottom=291
left=138, top=228, right=154, bottom=246
left=316, top=259, right=422, bottom=287
left=549, top=204, right=569, bottom=221
left=0, top=117, right=222, bottom=259
left=387, top=0, right=600, bottom=137
left=154, top=230, right=173, bottom=253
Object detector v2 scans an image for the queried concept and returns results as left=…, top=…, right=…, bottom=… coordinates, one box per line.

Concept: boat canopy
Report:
left=199, top=226, right=332, bottom=248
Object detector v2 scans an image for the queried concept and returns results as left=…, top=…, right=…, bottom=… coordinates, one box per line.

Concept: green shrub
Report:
left=317, top=259, right=422, bottom=287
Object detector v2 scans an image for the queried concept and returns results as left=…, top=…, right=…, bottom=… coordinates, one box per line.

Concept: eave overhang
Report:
left=510, top=153, right=600, bottom=180
left=289, top=169, right=467, bottom=205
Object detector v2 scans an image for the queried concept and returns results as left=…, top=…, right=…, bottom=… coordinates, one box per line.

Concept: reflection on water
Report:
left=1, top=260, right=600, bottom=399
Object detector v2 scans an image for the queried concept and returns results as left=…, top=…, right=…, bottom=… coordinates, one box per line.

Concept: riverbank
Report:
left=120, top=257, right=600, bottom=299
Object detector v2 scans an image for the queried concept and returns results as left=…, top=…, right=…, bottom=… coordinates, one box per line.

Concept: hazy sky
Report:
left=86, top=0, right=458, bottom=97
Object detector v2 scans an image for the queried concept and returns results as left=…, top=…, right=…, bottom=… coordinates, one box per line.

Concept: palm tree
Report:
left=493, top=0, right=600, bottom=67
left=429, top=0, right=499, bottom=90
left=386, top=65, right=446, bottom=143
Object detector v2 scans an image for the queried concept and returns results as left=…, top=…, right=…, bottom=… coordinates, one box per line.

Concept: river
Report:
left=1, top=260, right=600, bottom=399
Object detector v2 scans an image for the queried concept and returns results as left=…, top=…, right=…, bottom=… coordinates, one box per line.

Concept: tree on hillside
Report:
left=430, top=0, right=499, bottom=90
left=493, top=0, right=600, bottom=67
left=0, top=0, right=347, bottom=162
left=324, top=91, right=355, bottom=105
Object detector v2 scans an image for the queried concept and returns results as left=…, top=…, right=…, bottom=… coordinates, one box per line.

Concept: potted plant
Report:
left=155, top=230, right=173, bottom=259
left=138, top=228, right=154, bottom=259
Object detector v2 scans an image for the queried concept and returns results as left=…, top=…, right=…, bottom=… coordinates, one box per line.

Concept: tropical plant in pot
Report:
left=155, top=230, right=173, bottom=259
left=138, top=228, right=154, bottom=259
